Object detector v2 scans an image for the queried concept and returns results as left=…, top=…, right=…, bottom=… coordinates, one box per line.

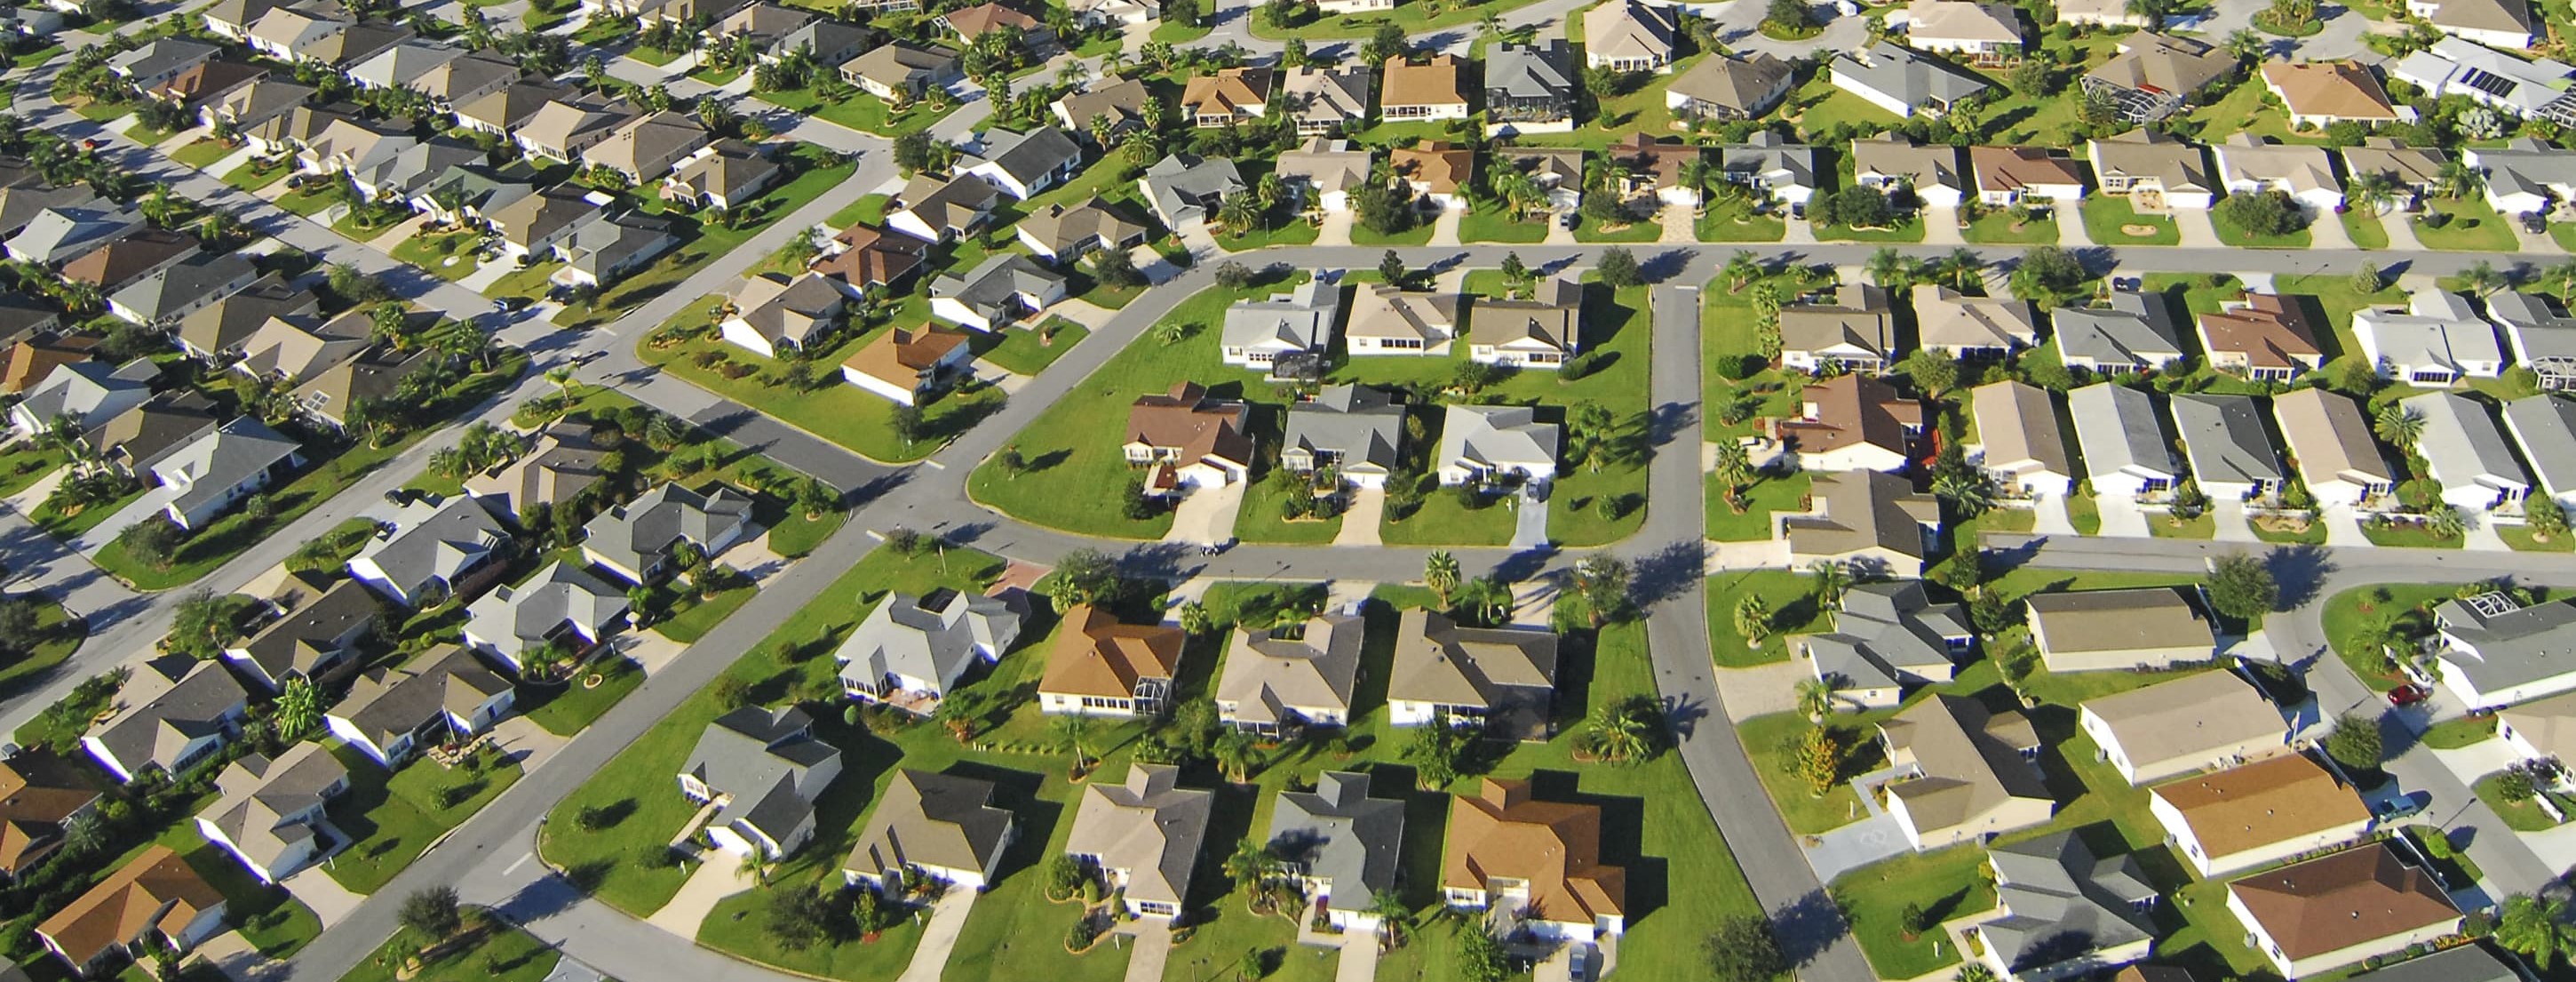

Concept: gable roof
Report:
left=1799, top=580, right=1968, bottom=691
left=1833, top=42, right=1992, bottom=108
left=1787, top=372, right=1921, bottom=457
left=1382, top=54, right=1468, bottom=107
left=462, top=560, right=629, bottom=665
left=332, top=645, right=509, bottom=746
left=1983, top=831, right=2158, bottom=974
left=1125, top=381, right=1252, bottom=465
left=1268, top=771, right=1403, bottom=910
left=1851, top=137, right=1966, bottom=191
left=2087, top=32, right=2231, bottom=97
left=198, top=741, right=346, bottom=869
left=1669, top=52, right=1794, bottom=113
left=1778, top=283, right=1895, bottom=358
left=2262, top=60, right=2402, bottom=119
left=36, top=845, right=224, bottom=963
left=1040, top=605, right=1184, bottom=699
left=354, top=495, right=509, bottom=600
left=1282, top=384, right=1404, bottom=475
left=89, top=660, right=246, bottom=778
left=2198, top=292, right=2324, bottom=370
left=1216, top=614, right=1365, bottom=724
left=2276, top=387, right=2395, bottom=490
left=1443, top=778, right=1624, bottom=925
left=1486, top=41, right=1575, bottom=101
left=2170, top=393, right=2288, bottom=486
left=1782, top=469, right=1940, bottom=562
left=2227, top=843, right=2459, bottom=959
left=680, top=706, right=839, bottom=839
left=1970, top=379, right=2071, bottom=478
left=832, top=587, right=1022, bottom=691
left=1914, top=284, right=2036, bottom=350
left=1221, top=279, right=1340, bottom=356
left=1066, top=764, right=1212, bottom=909
left=812, top=223, right=928, bottom=291
left=154, top=415, right=301, bottom=518
left=1181, top=66, right=1273, bottom=118
left=582, top=483, right=752, bottom=575
left=840, top=326, right=974, bottom=391
left=1878, top=694, right=2050, bottom=834
left=962, top=126, right=1082, bottom=187
left=1346, top=283, right=1459, bottom=342
left=1389, top=610, right=1558, bottom=737
left=2028, top=587, right=2212, bottom=655
left=845, top=769, right=1014, bottom=881
left=232, top=579, right=378, bottom=683
left=1439, top=403, right=1559, bottom=473
left=2081, top=670, right=2286, bottom=764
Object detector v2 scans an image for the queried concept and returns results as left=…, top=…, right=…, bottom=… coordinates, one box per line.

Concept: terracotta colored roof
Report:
left=1381, top=54, right=1467, bottom=108
left=1608, top=132, right=1700, bottom=187
left=0, top=335, right=95, bottom=394
left=1441, top=778, right=1625, bottom=927
left=1125, top=381, right=1252, bottom=467
left=36, top=844, right=224, bottom=966
left=60, top=229, right=197, bottom=289
left=1181, top=67, right=1273, bottom=119
left=1391, top=141, right=1475, bottom=195
left=1781, top=373, right=1920, bottom=456
left=0, top=756, right=98, bottom=875
left=2261, top=60, right=2400, bottom=120
left=812, top=223, right=927, bottom=290
left=2151, top=754, right=2367, bottom=860
left=840, top=326, right=971, bottom=388
left=942, top=0, right=1039, bottom=36
left=2227, top=842, right=2458, bottom=960
left=1039, top=604, right=1184, bottom=699
left=1971, top=145, right=2085, bottom=192
left=2198, top=292, right=2324, bottom=369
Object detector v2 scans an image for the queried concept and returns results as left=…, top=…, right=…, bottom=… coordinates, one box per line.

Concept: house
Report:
left=348, top=497, right=511, bottom=608
left=1217, top=611, right=1366, bottom=734
left=1064, top=764, right=1212, bottom=922
left=1968, top=380, right=2073, bottom=498
left=1851, top=138, right=1968, bottom=208
left=1181, top=67, right=1273, bottom=127
left=486, top=188, right=603, bottom=265
left=2083, top=34, right=2234, bottom=123
left=2260, top=60, right=2408, bottom=128
left=2214, top=132, right=2347, bottom=212
left=832, top=588, right=1022, bottom=714
left=721, top=273, right=846, bottom=358
left=1831, top=42, right=1993, bottom=117
left=36, top=845, right=227, bottom=977
left=1388, top=611, right=1559, bottom=738
left=408, top=53, right=519, bottom=112
left=344, top=39, right=457, bottom=91
left=2500, top=690, right=2576, bottom=768
left=405, top=163, right=534, bottom=228
left=1586, top=0, right=1676, bottom=71
left=242, top=4, right=350, bottom=62
left=61, top=230, right=195, bottom=295
left=107, top=253, right=257, bottom=328
left=1971, top=146, right=2087, bottom=207
left=2198, top=293, right=2326, bottom=380
left=2225, top=843, right=2461, bottom=978
left=2079, top=670, right=2289, bottom=785
left=2028, top=587, right=2214, bottom=674
left=7, top=360, right=150, bottom=440
left=1777, top=283, right=1896, bottom=372
left=1773, top=373, right=1923, bottom=474
left=1015, top=197, right=1146, bottom=263
left=83, top=660, right=249, bottom=784
left=1876, top=694, right=2053, bottom=850
left=1137, top=154, right=1244, bottom=227
left=1124, top=382, right=1252, bottom=494
left=960, top=127, right=1083, bottom=200
left=0, top=186, right=97, bottom=242
left=107, top=37, right=216, bottom=88
left=0, top=4, right=61, bottom=36
left=810, top=224, right=928, bottom=297
left=2406, top=0, right=2537, bottom=49
left=2358, top=291, right=2507, bottom=384
left=1382, top=55, right=1470, bottom=119
left=1719, top=132, right=1820, bottom=208
left=1280, top=66, right=1371, bottom=135
left=2489, top=291, right=2576, bottom=391
left=2432, top=594, right=2576, bottom=707
left=454, top=78, right=575, bottom=137
left=1486, top=42, right=1577, bottom=134
left=460, top=561, right=630, bottom=675
left=2406, top=391, right=2532, bottom=512
left=2507, top=395, right=2576, bottom=508
left=1777, top=469, right=1942, bottom=577
left=1914, top=284, right=2037, bottom=355
left=1607, top=133, right=1707, bottom=206
left=291, top=345, right=435, bottom=434
left=677, top=706, right=844, bottom=859
left=1666, top=52, right=1795, bottom=120
left=2067, top=385, right=2182, bottom=499
left=1281, top=385, right=1404, bottom=488
left=579, top=110, right=708, bottom=185
left=710, top=1, right=815, bottom=51
left=1441, top=778, right=1626, bottom=941
left=1390, top=142, right=1476, bottom=211
left=1499, top=144, right=1584, bottom=214
left=295, top=116, right=417, bottom=180
left=2466, top=138, right=2576, bottom=216
left=930, top=254, right=1068, bottom=331
left=2393, top=38, right=2572, bottom=116
left=1435, top=404, right=1560, bottom=488
left=839, top=43, right=959, bottom=100
left=663, top=140, right=783, bottom=212
left=464, top=422, right=608, bottom=518
left=555, top=212, right=682, bottom=290
left=151, top=416, right=302, bottom=531
left=194, top=742, right=346, bottom=883
left=2087, top=129, right=2217, bottom=210
left=1345, top=283, right=1459, bottom=355
left=1221, top=279, right=1341, bottom=370
left=1971, top=833, right=2158, bottom=982
left=1053, top=77, right=1153, bottom=138
left=935, top=1, right=1051, bottom=48
left=2151, top=753, right=2370, bottom=877
left=7, top=203, right=144, bottom=267
left=0, top=334, right=87, bottom=398
left=581, top=483, right=754, bottom=585
left=1904, top=0, right=2022, bottom=56
left=2171, top=393, right=2289, bottom=501
left=344, top=138, right=487, bottom=207
left=839, top=326, right=974, bottom=406
left=0, top=755, right=100, bottom=882
left=517, top=96, right=634, bottom=164
left=1067, top=0, right=1157, bottom=27
left=146, top=59, right=267, bottom=109
left=1269, top=772, right=1403, bottom=932
left=1308, top=0, right=1390, bottom=14
left=2055, top=291, right=2187, bottom=375
left=2328, top=943, right=2521, bottom=982
left=1039, top=605, right=1186, bottom=716
left=843, top=770, right=1016, bottom=892
left=2274, top=387, right=2396, bottom=508
left=1794, top=580, right=1970, bottom=709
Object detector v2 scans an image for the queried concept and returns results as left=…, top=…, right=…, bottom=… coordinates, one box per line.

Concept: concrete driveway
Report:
left=1334, top=930, right=1379, bottom=982
left=1333, top=487, right=1384, bottom=546
left=2095, top=495, right=2153, bottom=537
left=1713, top=660, right=1810, bottom=723
left=895, top=890, right=977, bottom=982
left=191, top=931, right=280, bottom=982
left=1509, top=493, right=1549, bottom=548
left=646, top=857, right=755, bottom=939
left=1800, top=808, right=1912, bottom=882
left=2031, top=495, right=2077, bottom=536
left=1164, top=481, right=1245, bottom=545
left=2213, top=497, right=2259, bottom=542
left=2321, top=504, right=2373, bottom=546
left=283, top=866, right=367, bottom=923
left=488, top=716, right=569, bottom=772
left=1428, top=208, right=1464, bottom=245
left=1119, top=921, right=1172, bottom=982
left=2463, top=513, right=2510, bottom=551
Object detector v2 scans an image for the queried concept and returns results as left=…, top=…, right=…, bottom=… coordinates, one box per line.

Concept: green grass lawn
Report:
left=1707, top=470, right=1809, bottom=542
left=2320, top=582, right=2473, bottom=691
left=2212, top=210, right=2313, bottom=249
left=1838, top=842, right=1994, bottom=978
left=655, top=581, right=756, bottom=643
left=1738, top=710, right=1885, bottom=834
left=222, top=158, right=291, bottom=193
left=1960, top=212, right=2058, bottom=245
left=336, top=918, right=561, bottom=982
left=976, top=320, right=1088, bottom=377
left=323, top=742, right=526, bottom=894
left=2421, top=715, right=2495, bottom=749
left=1243, top=0, right=1555, bottom=39
left=387, top=229, right=489, bottom=282
left=2503, top=524, right=2576, bottom=551
left=2412, top=196, right=2520, bottom=251
left=754, top=85, right=958, bottom=137
left=1697, top=197, right=1788, bottom=243
left=274, top=183, right=342, bottom=218
left=170, top=139, right=232, bottom=170
left=2477, top=772, right=2567, bottom=832
left=1570, top=211, right=1665, bottom=244
left=1458, top=208, right=1547, bottom=244
left=1705, top=570, right=1827, bottom=667
left=1216, top=216, right=1325, bottom=251
left=0, top=601, right=84, bottom=709
left=2080, top=196, right=2181, bottom=246
left=167, top=834, right=322, bottom=959
left=2362, top=519, right=2464, bottom=549
left=2147, top=510, right=2216, bottom=539
left=1810, top=215, right=1923, bottom=244
left=1349, top=220, right=1437, bottom=246
left=1234, top=470, right=1344, bottom=545
left=0, top=442, right=65, bottom=498
left=2342, top=210, right=2392, bottom=250
left=519, top=655, right=647, bottom=737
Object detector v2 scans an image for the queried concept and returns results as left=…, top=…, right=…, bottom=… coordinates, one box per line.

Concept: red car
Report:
left=2389, top=684, right=2432, bottom=707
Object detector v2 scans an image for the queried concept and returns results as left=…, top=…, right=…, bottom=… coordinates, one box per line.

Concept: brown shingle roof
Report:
left=60, top=229, right=196, bottom=290
left=1391, top=141, right=1475, bottom=195
left=2226, top=842, right=2458, bottom=960
left=1125, top=382, right=1252, bottom=467
left=1781, top=373, right=1920, bottom=456
left=1181, top=67, right=1273, bottom=120
left=0, top=335, right=95, bottom=394
left=812, top=223, right=926, bottom=291
left=2198, top=292, right=2324, bottom=369
left=839, top=326, right=971, bottom=389
left=1381, top=54, right=1467, bottom=108
left=36, top=844, right=224, bottom=966
left=1442, top=778, right=1625, bottom=926
left=2261, top=60, right=2400, bottom=120
left=1039, top=605, right=1184, bottom=699
left=2151, top=754, right=2368, bottom=860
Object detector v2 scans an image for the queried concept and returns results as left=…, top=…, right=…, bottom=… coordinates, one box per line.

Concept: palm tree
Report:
left=1810, top=560, right=1852, bottom=613
left=1735, top=593, right=1771, bottom=646
left=1213, top=729, right=1260, bottom=782
left=1581, top=702, right=1651, bottom=762
left=2461, top=259, right=2508, bottom=296
left=1223, top=838, right=1281, bottom=898
left=1424, top=550, right=1460, bottom=607
left=1371, top=892, right=1416, bottom=947
left=2437, top=158, right=2485, bottom=200
left=1795, top=677, right=1839, bottom=721
left=1491, top=166, right=1546, bottom=218
left=2224, top=28, right=2266, bottom=64
left=736, top=850, right=774, bottom=885
left=1052, top=715, right=1095, bottom=770
left=2497, top=894, right=2576, bottom=969
left=1864, top=246, right=1912, bottom=289
left=1723, top=250, right=1764, bottom=292
left=2348, top=170, right=2401, bottom=216
left=2429, top=504, right=2469, bottom=539
left=1713, top=440, right=1754, bottom=512
left=2375, top=403, right=2425, bottom=449
left=1933, top=467, right=1996, bottom=518
left=2548, top=258, right=2576, bottom=299
left=275, top=678, right=322, bottom=740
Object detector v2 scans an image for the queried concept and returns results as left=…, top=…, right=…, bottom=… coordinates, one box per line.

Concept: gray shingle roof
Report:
left=1268, top=770, right=1404, bottom=912
left=2055, top=290, right=2187, bottom=368
left=2168, top=393, right=2286, bottom=487
left=1982, top=831, right=2158, bottom=975
left=2437, top=595, right=2576, bottom=695
left=831, top=588, right=1022, bottom=695
left=1282, top=385, right=1403, bottom=476
left=90, top=660, right=246, bottom=778
left=844, top=769, right=1014, bottom=882
left=152, top=414, right=300, bottom=519
left=1799, top=580, right=1967, bottom=691
left=581, top=483, right=753, bottom=577
left=332, top=645, right=510, bottom=746
left=681, top=706, right=839, bottom=842
left=462, top=560, right=629, bottom=667
left=1065, top=764, right=1213, bottom=911
left=354, top=496, right=509, bottom=603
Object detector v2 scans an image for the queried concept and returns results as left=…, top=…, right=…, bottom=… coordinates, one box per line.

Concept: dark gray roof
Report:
left=1800, top=580, right=1968, bottom=691
left=1485, top=41, right=1573, bottom=101
left=1268, top=770, right=1404, bottom=911
left=90, top=661, right=247, bottom=778
left=1982, top=831, right=2158, bottom=975
left=462, top=560, right=629, bottom=667
left=1833, top=42, right=1992, bottom=108
left=1139, top=153, right=1243, bottom=226
left=2437, top=596, right=2576, bottom=695
left=581, top=483, right=753, bottom=576
left=2055, top=290, right=2187, bottom=367
left=354, top=496, right=510, bottom=603
left=1282, top=385, right=1403, bottom=475
left=90, top=390, right=219, bottom=474
left=332, top=646, right=510, bottom=746
left=2168, top=393, right=2286, bottom=486
left=233, top=579, right=378, bottom=684
left=2341, top=945, right=2520, bottom=982
left=108, top=38, right=217, bottom=80
left=931, top=253, right=1066, bottom=321
left=110, top=254, right=255, bottom=323
left=832, top=588, right=1022, bottom=693
left=681, top=706, right=839, bottom=839
left=965, top=127, right=1081, bottom=188
left=844, top=769, right=1014, bottom=881
left=563, top=212, right=680, bottom=278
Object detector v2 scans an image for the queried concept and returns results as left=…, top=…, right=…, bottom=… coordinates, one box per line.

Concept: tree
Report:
left=712, top=674, right=753, bottom=710
left=2375, top=403, right=2425, bottom=450
left=1212, top=260, right=1254, bottom=290
left=892, top=131, right=939, bottom=176
left=764, top=886, right=836, bottom=951
left=400, top=886, right=463, bottom=939
left=275, top=677, right=321, bottom=741
left=2326, top=711, right=2383, bottom=771
left=1713, top=440, right=1754, bottom=512
left=123, top=518, right=184, bottom=571
left=1762, top=0, right=1808, bottom=31
left=1500, top=251, right=1529, bottom=283
left=1705, top=914, right=1788, bottom=982
left=2532, top=496, right=2569, bottom=540
left=1900, top=347, right=1958, bottom=395
left=1736, top=593, right=1771, bottom=647
left=1378, top=250, right=1407, bottom=284
left=1363, top=20, right=1409, bottom=66
left=2206, top=554, right=2279, bottom=622
left=1045, top=548, right=1124, bottom=611
left=1810, top=559, right=1852, bottom=613
left=0, top=597, right=41, bottom=656
left=168, top=588, right=232, bottom=659
left=1596, top=246, right=1642, bottom=287
left=1790, top=724, right=1845, bottom=795
left=2498, top=894, right=2576, bottom=969
left=1570, top=552, right=1630, bottom=625
left=326, top=263, right=390, bottom=306
left=2461, top=259, right=2508, bottom=296
left=891, top=405, right=924, bottom=447
left=1212, top=729, right=1259, bottom=781
left=1453, top=926, right=1508, bottom=982
left=1093, top=245, right=1144, bottom=287
left=1402, top=722, right=1470, bottom=787
left=1933, top=465, right=1994, bottom=519
left=2009, top=245, right=2089, bottom=307
left=1580, top=696, right=1658, bottom=762
left=1795, top=677, right=1837, bottom=720
left=2214, top=189, right=2308, bottom=237
left=1425, top=550, right=1460, bottom=607
left=2351, top=260, right=2382, bottom=295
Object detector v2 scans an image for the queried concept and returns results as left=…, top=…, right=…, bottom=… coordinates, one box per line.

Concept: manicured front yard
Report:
left=0, top=600, right=84, bottom=706
left=1705, top=570, right=1827, bottom=667
left=222, top=158, right=292, bottom=193
left=324, top=742, right=527, bottom=895
left=336, top=916, right=561, bottom=982
left=2412, top=196, right=2520, bottom=251
left=1706, top=470, right=1809, bottom=542
left=1697, top=198, right=1788, bottom=243
left=2477, top=771, right=2569, bottom=831
left=170, top=139, right=234, bottom=170
left=2320, top=582, right=2482, bottom=692
left=2079, top=196, right=2181, bottom=246
left=2212, top=211, right=2313, bottom=249
left=519, top=655, right=646, bottom=737
left=1960, top=212, right=2058, bottom=245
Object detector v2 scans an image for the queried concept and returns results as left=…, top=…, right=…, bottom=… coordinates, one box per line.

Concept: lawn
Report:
left=2412, top=196, right=2520, bottom=252
left=1243, top=0, right=1557, bottom=39
left=2342, top=210, right=2392, bottom=250
left=1960, top=212, right=2058, bottom=245
left=2477, top=771, right=2568, bottom=832
left=0, top=600, right=84, bottom=708
left=0, top=442, right=65, bottom=498
left=2147, top=510, right=2215, bottom=539
left=518, top=655, right=647, bottom=737
left=2212, top=209, right=2313, bottom=249
left=2079, top=196, right=2181, bottom=247
left=387, top=229, right=489, bottom=282
left=1706, top=470, right=1809, bottom=542
left=1697, top=197, right=1788, bottom=243
left=336, top=917, right=561, bottom=982
left=1349, top=220, right=1436, bottom=246
left=323, top=742, right=526, bottom=895
left=170, top=139, right=233, bottom=170
left=2321, top=582, right=2475, bottom=692
left=222, top=158, right=291, bottom=193
left=274, top=183, right=342, bottom=218
left=1457, top=208, right=1547, bottom=244
left=2421, top=715, right=2495, bottom=749
left=1569, top=212, right=1664, bottom=244
left=1811, top=215, right=1923, bottom=244
left=754, top=84, right=957, bottom=137
left=975, top=319, right=1087, bottom=377
left=1234, top=470, right=1344, bottom=545
left=2361, top=519, right=2464, bottom=550
left=1216, top=216, right=1325, bottom=251
left=1705, top=570, right=1828, bottom=667
left=2503, top=524, right=2576, bottom=551
left=1837, top=843, right=1995, bottom=978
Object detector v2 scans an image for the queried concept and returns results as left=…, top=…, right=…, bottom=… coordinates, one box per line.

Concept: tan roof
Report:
left=2226, top=843, right=2458, bottom=959
left=1443, top=779, right=1625, bottom=926
left=2086, top=33, right=2231, bottom=97
left=2026, top=588, right=2212, bottom=655
left=2198, top=292, right=2323, bottom=368
left=1346, top=283, right=1459, bottom=341
left=2273, top=387, right=2393, bottom=490
left=1781, top=469, right=1938, bottom=561
left=1851, top=138, right=1963, bottom=191
left=1778, top=283, right=1894, bottom=359
left=37, top=845, right=224, bottom=965
left=1970, top=379, right=2070, bottom=476
left=1876, top=694, right=2050, bottom=834
left=1971, top=145, right=2085, bottom=192
left=844, top=770, right=1014, bottom=882
left=1181, top=67, right=1273, bottom=119
left=839, top=326, right=972, bottom=389
left=1388, top=610, right=1559, bottom=729
left=2218, top=132, right=2342, bottom=195
left=1391, top=141, right=1475, bottom=195
left=1905, top=0, right=2023, bottom=44
left=1471, top=275, right=1580, bottom=353
left=1125, top=381, right=1252, bottom=467
left=1039, top=605, right=1184, bottom=699
left=1913, top=283, right=2036, bottom=350
left=2500, top=691, right=2576, bottom=760
left=1214, top=614, right=1364, bottom=723
left=1276, top=138, right=1375, bottom=196
left=1583, top=0, right=1676, bottom=63
left=2341, top=138, right=2448, bottom=188
left=2261, top=60, right=2400, bottom=120
left=2424, top=0, right=2533, bottom=36
left=1, top=336, right=94, bottom=394
left=2087, top=128, right=2213, bottom=193
left=2152, top=753, right=2367, bottom=859
left=60, top=229, right=196, bottom=289
left=2080, top=670, right=2287, bottom=764
left=1381, top=54, right=1467, bottom=108
left=941, top=0, right=1040, bottom=36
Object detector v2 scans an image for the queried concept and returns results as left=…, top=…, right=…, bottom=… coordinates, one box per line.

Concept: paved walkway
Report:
left=1119, top=921, right=1172, bottom=982
left=1428, top=208, right=1463, bottom=245
left=894, top=890, right=977, bottom=982
left=2175, top=208, right=2223, bottom=248
left=1333, top=487, right=1383, bottom=546
left=644, top=858, right=754, bottom=938
left=1660, top=205, right=1695, bottom=243
left=1316, top=209, right=1353, bottom=245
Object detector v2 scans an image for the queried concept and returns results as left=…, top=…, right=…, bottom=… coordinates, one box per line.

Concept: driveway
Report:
left=2212, top=497, right=2259, bottom=542
left=1713, top=660, right=1810, bottom=723
left=73, top=485, right=179, bottom=553
left=2321, top=504, right=2373, bottom=547
left=645, top=857, right=754, bottom=939
left=1509, top=493, right=1549, bottom=548
left=1333, top=487, right=1383, bottom=546
left=1316, top=210, right=1354, bottom=246
left=1428, top=208, right=1464, bottom=245
left=1800, top=809, right=1912, bottom=883
left=1922, top=205, right=1964, bottom=244
left=2031, top=495, right=2076, bottom=537
left=283, top=866, right=368, bottom=924
left=895, top=890, right=977, bottom=982
left=2463, top=513, right=2510, bottom=552
left=1334, top=930, right=1378, bottom=982
left=1660, top=206, right=1695, bottom=243
left=1164, top=481, right=1245, bottom=545
left=2176, top=208, right=2224, bottom=247
left=1119, top=921, right=1172, bottom=982
left=191, top=931, right=279, bottom=982
left=488, top=715, right=570, bottom=772
left=2095, top=495, right=2153, bottom=537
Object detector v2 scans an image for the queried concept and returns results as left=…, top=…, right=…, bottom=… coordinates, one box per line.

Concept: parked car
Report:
left=2388, top=683, right=2432, bottom=707
left=2373, top=790, right=2428, bottom=821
